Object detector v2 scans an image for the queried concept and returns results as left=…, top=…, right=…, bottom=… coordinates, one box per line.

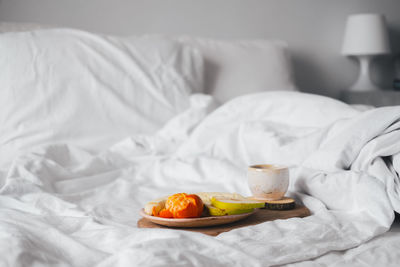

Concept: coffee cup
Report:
left=247, top=164, right=289, bottom=201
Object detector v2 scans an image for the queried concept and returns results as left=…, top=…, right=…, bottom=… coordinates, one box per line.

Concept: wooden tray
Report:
left=137, top=205, right=310, bottom=236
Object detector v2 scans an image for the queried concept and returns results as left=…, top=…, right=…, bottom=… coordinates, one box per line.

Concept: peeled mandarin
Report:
left=165, top=193, right=204, bottom=218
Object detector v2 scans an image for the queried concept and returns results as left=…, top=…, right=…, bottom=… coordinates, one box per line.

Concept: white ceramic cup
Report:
left=247, top=164, right=289, bottom=201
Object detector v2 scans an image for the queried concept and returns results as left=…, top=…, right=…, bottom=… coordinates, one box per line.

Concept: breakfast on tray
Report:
left=140, top=163, right=303, bottom=230
left=140, top=164, right=305, bottom=230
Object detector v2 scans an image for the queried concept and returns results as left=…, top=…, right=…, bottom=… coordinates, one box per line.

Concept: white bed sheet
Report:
left=0, top=92, right=399, bottom=266
left=288, top=218, right=400, bottom=267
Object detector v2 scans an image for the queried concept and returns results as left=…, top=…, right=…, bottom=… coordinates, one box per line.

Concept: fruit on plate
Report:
left=158, top=193, right=204, bottom=218
left=144, top=192, right=244, bottom=215
left=206, top=204, right=254, bottom=216
left=211, top=196, right=265, bottom=211
left=143, top=192, right=260, bottom=218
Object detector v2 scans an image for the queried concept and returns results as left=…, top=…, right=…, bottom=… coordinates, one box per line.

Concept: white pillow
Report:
left=0, top=29, right=203, bottom=165
left=177, top=37, right=297, bottom=103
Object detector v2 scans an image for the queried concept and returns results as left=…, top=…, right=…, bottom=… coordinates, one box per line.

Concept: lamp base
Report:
left=350, top=77, right=381, bottom=92
left=349, top=56, right=382, bottom=91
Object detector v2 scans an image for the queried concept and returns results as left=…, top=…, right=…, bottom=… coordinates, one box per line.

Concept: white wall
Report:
left=1, top=0, right=399, bottom=97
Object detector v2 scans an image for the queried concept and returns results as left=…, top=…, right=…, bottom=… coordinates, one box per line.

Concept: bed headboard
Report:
left=1, top=0, right=399, bottom=98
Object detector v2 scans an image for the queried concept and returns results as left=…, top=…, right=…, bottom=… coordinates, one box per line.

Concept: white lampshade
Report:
left=342, top=13, right=391, bottom=56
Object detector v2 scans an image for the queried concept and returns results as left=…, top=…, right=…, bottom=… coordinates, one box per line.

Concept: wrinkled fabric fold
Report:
left=0, top=92, right=399, bottom=266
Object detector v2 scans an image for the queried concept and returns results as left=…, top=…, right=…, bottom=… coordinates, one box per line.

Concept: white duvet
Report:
left=1, top=91, right=400, bottom=266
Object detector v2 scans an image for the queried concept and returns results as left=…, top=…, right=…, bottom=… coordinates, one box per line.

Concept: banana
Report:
left=144, top=197, right=167, bottom=216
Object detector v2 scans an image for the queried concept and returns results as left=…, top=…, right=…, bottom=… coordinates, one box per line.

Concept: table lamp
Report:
left=342, top=13, right=391, bottom=91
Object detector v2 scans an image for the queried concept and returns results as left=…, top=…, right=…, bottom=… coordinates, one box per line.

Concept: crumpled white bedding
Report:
left=0, top=91, right=399, bottom=266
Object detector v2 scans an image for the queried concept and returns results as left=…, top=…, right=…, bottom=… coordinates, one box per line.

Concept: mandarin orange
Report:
left=158, top=208, right=173, bottom=218
left=164, top=193, right=204, bottom=218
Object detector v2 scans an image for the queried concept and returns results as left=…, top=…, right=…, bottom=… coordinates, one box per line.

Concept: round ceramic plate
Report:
left=139, top=209, right=256, bottom=228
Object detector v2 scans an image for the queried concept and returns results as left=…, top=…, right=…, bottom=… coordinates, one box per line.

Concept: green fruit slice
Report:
left=206, top=204, right=254, bottom=216
left=211, top=196, right=265, bottom=210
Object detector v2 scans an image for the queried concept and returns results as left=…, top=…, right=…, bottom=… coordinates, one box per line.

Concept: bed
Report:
left=0, top=27, right=400, bottom=267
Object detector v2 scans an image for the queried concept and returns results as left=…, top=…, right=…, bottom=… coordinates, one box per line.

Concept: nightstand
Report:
left=340, top=91, right=400, bottom=107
